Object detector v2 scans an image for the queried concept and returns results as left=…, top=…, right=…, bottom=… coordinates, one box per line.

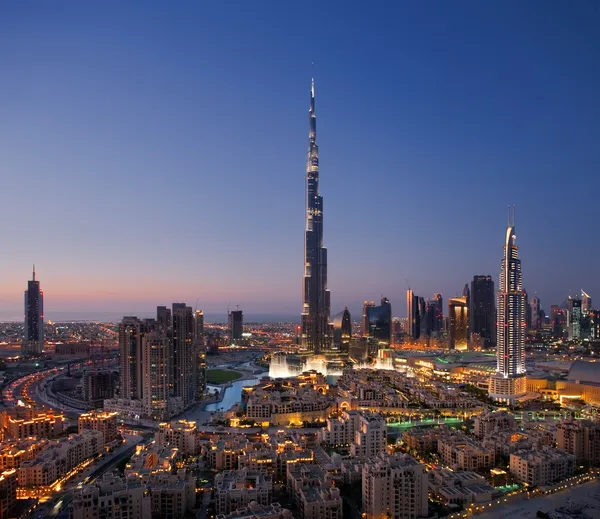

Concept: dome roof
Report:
left=567, top=360, right=600, bottom=385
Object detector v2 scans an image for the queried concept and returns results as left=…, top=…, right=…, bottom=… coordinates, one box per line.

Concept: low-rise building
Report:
left=0, top=439, right=48, bottom=470
left=146, top=471, right=196, bottom=519
left=0, top=469, right=17, bottom=519
left=429, top=468, right=499, bottom=505
left=125, top=445, right=177, bottom=481
left=215, top=469, right=273, bottom=516
left=1, top=408, right=65, bottom=439
left=156, top=420, right=200, bottom=455
left=286, top=463, right=341, bottom=519
left=362, top=453, right=428, bottom=519
left=70, top=473, right=150, bottom=519
left=438, top=433, right=495, bottom=471
left=78, top=410, right=118, bottom=444
left=473, top=410, right=518, bottom=439
left=556, top=418, right=600, bottom=466
left=215, top=501, right=293, bottom=519
left=509, top=447, right=575, bottom=487
left=18, top=430, right=103, bottom=493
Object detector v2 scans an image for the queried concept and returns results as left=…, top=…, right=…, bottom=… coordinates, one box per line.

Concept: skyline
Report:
left=2, top=2, right=600, bottom=318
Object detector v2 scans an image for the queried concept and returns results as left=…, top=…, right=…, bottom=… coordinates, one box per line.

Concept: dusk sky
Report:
left=1, top=2, right=599, bottom=321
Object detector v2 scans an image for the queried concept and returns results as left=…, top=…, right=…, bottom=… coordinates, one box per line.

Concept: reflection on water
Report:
left=268, top=353, right=395, bottom=379
left=205, top=373, right=267, bottom=412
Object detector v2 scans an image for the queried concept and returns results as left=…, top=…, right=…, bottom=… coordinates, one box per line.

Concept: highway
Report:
left=31, top=434, right=145, bottom=519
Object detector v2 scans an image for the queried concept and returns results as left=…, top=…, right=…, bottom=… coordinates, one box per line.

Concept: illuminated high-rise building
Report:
left=489, top=211, right=527, bottom=404
left=448, top=297, right=468, bottom=350
left=172, top=303, right=196, bottom=407
left=194, top=310, right=204, bottom=342
left=118, top=316, right=144, bottom=400
left=470, top=275, right=495, bottom=347
left=141, top=330, right=171, bottom=420
left=568, top=297, right=582, bottom=340
left=23, top=266, right=44, bottom=355
left=301, top=78, right=331, bottom=354
left=582, top=290, right=592, bottom=316
left=362, top=301, right=375, bottom=336
left=406, top=289, right=420, bottom=340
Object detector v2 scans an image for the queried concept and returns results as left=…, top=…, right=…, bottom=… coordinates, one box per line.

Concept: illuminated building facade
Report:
left=301, top=79, right=331, bottom=354
left=142, top=330, right=171, bottom=420
left=567, top=296, right=582, bottom=340
left=448, top=296, right=468, bottom=351
left=119, top=316, right=144, bottom=400
left=78, top=411, right=118, bottom=444
left=406, top=289, right=420, bottom=340
left=582, top=289, right=592, bottom=315
left=24, top=266, right=44, bottom=355
left=172, top=303, right=196, bottom=407
left=489, top=212, right=527, bottom=404
left=332, top=308, right=351, bottom=353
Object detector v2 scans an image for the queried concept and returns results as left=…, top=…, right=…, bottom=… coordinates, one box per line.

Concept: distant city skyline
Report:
left=1, top=3, right=600, bottom=318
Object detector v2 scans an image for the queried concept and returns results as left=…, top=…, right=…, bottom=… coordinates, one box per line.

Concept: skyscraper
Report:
left=433, top=293, right=444, bottom=335
left=448, top=297, right=468, bottom=350
left=568, top=297, right=582, bottom=340
left=194, top=310, right=204, bottom=342
left=119, top=316, right=144, bottom=400
left=530, top=295, right=541, bottom=330
left=364, top=297, right=392, bottom=347
left=582, top=290, right=592, bottom=316
left=172, top=303, right=196, bottom=407
left=142, top=330, right=170, bottom=420
left=24, top=266, right=44, bottom=355
left=228, top=310, right=243, bottom=342
left=157, top=306, right=171, bottom=331
left=489, top=212, right=527, bottom=404
left=406, top=289, right=420, bottom=340
left=470, top=275, right=495, bottom=348
left=301, top=78, right=331, bottom=354
left=332, top=308, right=352, bottom=353
left=362, top=301, right=375, bottom=336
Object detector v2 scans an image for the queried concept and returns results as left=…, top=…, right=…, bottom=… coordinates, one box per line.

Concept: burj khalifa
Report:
left=301, top=79, right=331, bottom=354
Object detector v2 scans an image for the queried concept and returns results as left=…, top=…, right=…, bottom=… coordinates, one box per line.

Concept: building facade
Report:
left=24, top=266, right=44, bottom=355
left=489, top=213, right=527, bottom=404
left=470, top=275, right=495, bottom=346
left=301, top=79, right=331, bottom=355
left=362, top=453, right=428, bottom=519
left=332, top=308, right=351, bottom=353
left=448, top=296, right=468, bottom=351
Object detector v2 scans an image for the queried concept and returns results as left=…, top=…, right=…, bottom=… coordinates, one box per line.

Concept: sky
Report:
left=1, top=1, right=599, bottom=321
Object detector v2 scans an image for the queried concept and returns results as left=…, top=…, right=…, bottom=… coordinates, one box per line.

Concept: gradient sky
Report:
left=1, top=1, right=600, bottom=321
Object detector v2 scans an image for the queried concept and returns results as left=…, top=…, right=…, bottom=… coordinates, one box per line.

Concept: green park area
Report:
left=206, top=369, right=243, bottom=384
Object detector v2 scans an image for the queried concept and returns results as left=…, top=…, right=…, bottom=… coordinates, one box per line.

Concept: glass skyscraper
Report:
left=301, top=79, right=331, bottom=354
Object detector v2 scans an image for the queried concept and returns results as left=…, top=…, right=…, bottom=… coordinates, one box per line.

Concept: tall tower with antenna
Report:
left=301, top=77, right=331, bottom=354
left=489, top=207, right=527, bottom=405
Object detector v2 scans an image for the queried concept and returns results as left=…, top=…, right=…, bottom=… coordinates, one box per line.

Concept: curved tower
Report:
left=489, top=209, right=527, bottom=404
left=301, top=79, right=331, bottom=354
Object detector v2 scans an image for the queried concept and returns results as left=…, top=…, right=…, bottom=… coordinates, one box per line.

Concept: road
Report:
left=30, top=434, right=145, bottom=519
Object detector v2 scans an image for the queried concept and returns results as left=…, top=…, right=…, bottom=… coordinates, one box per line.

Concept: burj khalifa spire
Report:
left=301, top=78, right=331, bottom=354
